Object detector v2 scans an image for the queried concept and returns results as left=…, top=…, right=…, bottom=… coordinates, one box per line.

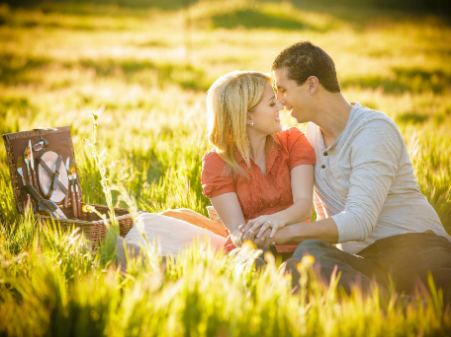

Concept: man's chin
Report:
left=291, top=113, right=304, bottom=124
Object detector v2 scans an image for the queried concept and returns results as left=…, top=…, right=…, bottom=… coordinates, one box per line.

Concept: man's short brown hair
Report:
left=271, top=41, right=340, bottom=93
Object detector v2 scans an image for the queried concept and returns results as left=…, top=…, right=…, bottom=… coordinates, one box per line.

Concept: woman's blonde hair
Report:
left=206, top=70, right=272, bottom=174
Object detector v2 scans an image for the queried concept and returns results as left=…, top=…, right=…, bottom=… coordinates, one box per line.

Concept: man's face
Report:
left=274, top=67, right=312, bottom=123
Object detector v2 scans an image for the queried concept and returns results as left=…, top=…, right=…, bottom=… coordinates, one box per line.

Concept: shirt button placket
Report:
left=321, top=151, right=328, bottom=170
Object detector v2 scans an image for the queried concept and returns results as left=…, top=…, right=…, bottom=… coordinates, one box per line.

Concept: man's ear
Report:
left=307, top=76, right=319, bottom=95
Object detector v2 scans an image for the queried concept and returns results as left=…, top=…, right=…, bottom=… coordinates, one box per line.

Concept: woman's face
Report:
left=247, top=81, right=284, bottom=135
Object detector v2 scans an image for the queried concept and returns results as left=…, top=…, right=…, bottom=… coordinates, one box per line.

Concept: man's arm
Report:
left=255, top=218, right=338, bottom=248
left=330, top=119, right=403, bottom=242
left=274, top=218, right=339, bottom=245
left=276, top=118, right=403, bottom=245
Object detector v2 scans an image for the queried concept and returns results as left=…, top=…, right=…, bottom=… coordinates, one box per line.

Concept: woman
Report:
left=121, top=70, right=315, bottom=263
left=201, top=70, right=316, bottom=260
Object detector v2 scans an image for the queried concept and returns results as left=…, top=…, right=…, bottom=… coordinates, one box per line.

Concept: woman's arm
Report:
left=241, top=164, right=314, bottom=241
left=210, top=192, right=247, bottom=247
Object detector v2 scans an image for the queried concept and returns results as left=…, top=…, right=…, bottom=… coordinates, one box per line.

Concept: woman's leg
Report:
left=160, top=209, right=228, bottom=237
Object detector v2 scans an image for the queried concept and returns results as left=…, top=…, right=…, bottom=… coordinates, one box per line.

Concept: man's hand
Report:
left=239, top=214, right=286, bottom=241
left=253, top=227, right=275, bottom=249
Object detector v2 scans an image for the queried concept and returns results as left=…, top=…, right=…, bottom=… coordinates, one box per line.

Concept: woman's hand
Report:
left=230, top=229, right=244, bottom=247
left=253, top=227, right=275, bottom=249
left=239, top=214, right=286, bottom=241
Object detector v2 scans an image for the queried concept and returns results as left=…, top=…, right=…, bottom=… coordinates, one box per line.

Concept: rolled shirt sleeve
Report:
left=201, top=152, right=235, bottom=198
left=331, top=119, right=403, bottom=242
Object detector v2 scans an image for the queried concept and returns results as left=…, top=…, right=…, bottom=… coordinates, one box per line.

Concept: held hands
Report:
left=253, top=227, right=275, bottom=248
left=238, top=214, right=286, bottom=248
left=238, top=226, right=274, bottom=249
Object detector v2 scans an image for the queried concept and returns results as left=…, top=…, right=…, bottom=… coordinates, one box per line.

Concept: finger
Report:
left=242, top=231, right=250, bottom=242
left=262, top=236, right=271, bottom=249
left=256, top=222, right=270, bottom=238
left=249, top=230, right=256, bottom=242
left=249, top=218, right=264, bottom=233
left=238, top=223, right=248, bottom=232
left=250, top=219, right=266, bottom=234
left=247, top=219, right=256, bottom=227
left=245, top=229, right=256, bottom=242
left=253, top=237, right=261, bottom=246
left=239, top=229, right=247, bottom=243
left=270, top=224, right=279, bottom=238
left=258, top=228, right=271, bottom=248
left=242, top=221, right=254, bottom=233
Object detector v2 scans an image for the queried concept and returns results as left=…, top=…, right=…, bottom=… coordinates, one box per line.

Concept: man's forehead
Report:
left=273, top=68, right=289, bottom=86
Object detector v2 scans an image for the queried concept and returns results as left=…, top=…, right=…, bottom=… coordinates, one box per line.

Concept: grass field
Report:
left=1, top=0, right=451, bottom=335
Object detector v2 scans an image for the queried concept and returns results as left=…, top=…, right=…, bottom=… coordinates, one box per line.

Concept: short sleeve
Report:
left=286, top=127, right=316, bottom=169
left=201, top=152, right=235, bottom=198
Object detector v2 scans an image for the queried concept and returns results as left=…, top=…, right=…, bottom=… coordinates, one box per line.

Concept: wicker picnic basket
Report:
left=3, top=126, right=146, bottom=245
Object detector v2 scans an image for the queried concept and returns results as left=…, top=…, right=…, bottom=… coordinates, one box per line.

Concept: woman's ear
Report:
left=307, top=76, right=319, bottom=95
left=246, top=113, right=253, bottom=125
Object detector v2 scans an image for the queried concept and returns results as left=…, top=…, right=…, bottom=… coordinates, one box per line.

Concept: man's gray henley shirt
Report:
left=305, top=102, right=451, bottom=254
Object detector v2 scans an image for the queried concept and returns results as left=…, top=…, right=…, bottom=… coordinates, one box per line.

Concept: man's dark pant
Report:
left=289, top=232, right=451, bottom=299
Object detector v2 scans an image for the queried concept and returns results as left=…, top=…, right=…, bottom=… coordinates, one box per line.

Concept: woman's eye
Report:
left=270, top=102, right=275, bottom=107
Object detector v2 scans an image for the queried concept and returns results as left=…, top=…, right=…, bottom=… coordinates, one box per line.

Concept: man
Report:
left=255, top=41, right=451, bottom=296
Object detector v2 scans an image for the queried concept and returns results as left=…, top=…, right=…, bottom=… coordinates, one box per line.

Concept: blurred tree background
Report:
left=2, top=0, right=451, bottom=13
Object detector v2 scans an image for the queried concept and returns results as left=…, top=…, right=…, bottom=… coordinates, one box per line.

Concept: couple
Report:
left=201, top=41, right=451, bottom=296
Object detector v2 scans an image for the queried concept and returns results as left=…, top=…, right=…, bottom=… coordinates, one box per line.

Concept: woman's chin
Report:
left=274, top=123, right=283, bottom=133
left=259, top=124, right=282, bottom=136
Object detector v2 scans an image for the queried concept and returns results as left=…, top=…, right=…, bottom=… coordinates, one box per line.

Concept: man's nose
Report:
left=276, top=92, right=285, bottom=104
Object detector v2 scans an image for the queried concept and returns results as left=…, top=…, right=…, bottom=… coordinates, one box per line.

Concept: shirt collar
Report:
left=236, top=135, right=282, bottom=173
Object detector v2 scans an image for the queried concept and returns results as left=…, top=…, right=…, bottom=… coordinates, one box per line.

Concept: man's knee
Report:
left=293, top=239, right=332, bottom=259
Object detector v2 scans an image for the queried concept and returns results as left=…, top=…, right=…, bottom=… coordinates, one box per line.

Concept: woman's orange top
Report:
left=201, top=127, right=316, bottom=253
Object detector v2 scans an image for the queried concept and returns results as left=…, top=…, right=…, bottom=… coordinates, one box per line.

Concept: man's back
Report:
left=306, top=102, right=451, bottom=254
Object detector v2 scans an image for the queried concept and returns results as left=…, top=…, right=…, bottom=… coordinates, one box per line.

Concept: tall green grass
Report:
left=1, top=223, right=451, bottom=336
left=1, top=0, right=451, bottom=335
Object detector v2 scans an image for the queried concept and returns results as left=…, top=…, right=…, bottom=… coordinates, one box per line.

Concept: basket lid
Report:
left=2, top=126, right=80, bottom=214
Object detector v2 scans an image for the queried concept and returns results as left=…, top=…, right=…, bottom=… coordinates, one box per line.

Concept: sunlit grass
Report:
left=1, top=0, right=451, bottom=335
